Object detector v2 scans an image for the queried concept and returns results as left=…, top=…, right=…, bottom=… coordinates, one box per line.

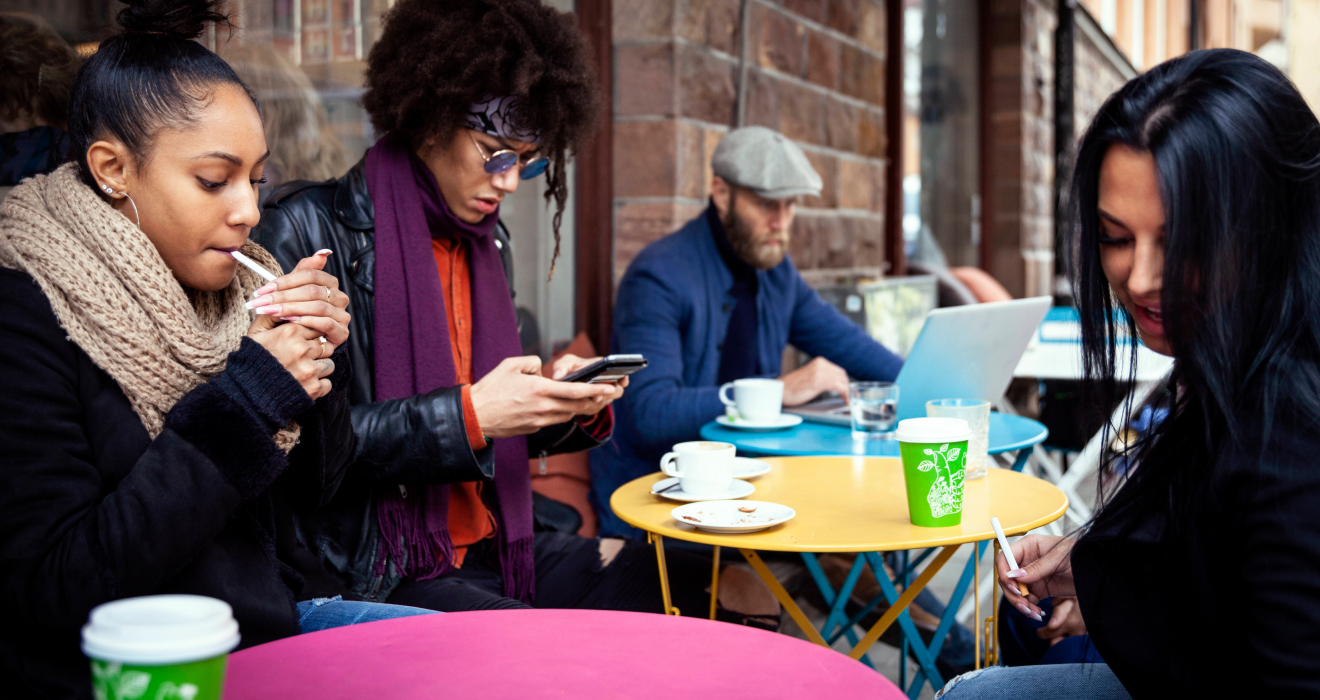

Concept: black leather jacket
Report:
left=252, top=159, right=606, bottom=600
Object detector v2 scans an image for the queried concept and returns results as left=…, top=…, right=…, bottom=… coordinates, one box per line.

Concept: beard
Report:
left=722, top=195, right=789, bottom=270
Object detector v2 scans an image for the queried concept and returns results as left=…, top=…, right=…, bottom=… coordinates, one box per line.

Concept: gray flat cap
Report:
left=711, top=126, right=823, bottom=200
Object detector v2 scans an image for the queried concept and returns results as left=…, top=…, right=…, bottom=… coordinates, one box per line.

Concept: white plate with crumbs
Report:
left=670, top=501, right=796, bottom=534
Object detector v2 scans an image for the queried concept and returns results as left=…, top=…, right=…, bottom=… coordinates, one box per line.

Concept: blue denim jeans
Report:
left=295, top=595, right=437, bottom=634
left=935, top=664, right=1131, bottom=700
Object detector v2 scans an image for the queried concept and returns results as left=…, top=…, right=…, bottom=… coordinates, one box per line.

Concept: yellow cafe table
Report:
left=610, top=456, right=1068, bottom=695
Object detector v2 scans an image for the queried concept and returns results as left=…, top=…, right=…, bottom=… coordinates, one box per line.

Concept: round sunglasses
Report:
left=469, top=131, right=550, bottom=180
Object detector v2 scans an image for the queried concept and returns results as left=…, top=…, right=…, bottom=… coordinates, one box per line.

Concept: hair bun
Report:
left=117, top=0, right=229, bottom=40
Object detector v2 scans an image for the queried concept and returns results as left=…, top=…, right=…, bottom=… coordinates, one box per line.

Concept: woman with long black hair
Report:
left=937, top=49, right=1320, bottom=699
left=0, top=1, right=431, bottom=696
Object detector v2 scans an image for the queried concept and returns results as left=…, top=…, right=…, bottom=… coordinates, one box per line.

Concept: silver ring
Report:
left=324, top=285, right=332, bottom=302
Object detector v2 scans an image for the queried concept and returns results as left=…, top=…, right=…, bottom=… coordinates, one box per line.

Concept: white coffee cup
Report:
left=660, top=441, right=736, bottom=497
left=718, top=378, right=784, bottom=423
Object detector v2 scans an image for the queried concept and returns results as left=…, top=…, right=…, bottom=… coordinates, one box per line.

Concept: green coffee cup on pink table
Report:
left=895, top=416, right=972, bottom=527
left=82, top=594, right=240, bottom=700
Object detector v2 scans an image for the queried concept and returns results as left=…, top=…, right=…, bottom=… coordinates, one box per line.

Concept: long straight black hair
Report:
left=1072, top=49, right=1320, bottom=527
left=67, top=0, right=255, bottom=189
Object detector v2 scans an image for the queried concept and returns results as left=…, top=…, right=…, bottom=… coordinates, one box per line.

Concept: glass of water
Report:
left=850, top=381, right=899, bottom=439
left=926, top=398, right=991, bottom=479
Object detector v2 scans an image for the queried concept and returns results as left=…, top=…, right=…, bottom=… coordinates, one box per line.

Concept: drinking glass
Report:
left=926, top=398, right=991, bottom=478
left=850, top=381, right=899, bottom=439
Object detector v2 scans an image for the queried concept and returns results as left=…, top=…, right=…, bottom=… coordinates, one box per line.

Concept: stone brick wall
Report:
left=1073, top=9, right=1133, bottom=139
left=612, top=0, right=890, bottom=283
left=985, top=0, right=1056, bottom=299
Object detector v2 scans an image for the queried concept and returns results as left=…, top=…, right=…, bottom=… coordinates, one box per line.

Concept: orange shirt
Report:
left=432, top=237, right=497, bottom=567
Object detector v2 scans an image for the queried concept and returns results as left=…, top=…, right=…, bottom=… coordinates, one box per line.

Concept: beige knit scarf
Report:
left=0, top=163, right=299, bottom=450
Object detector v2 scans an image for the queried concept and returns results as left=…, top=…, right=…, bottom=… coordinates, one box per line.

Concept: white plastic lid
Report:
left=894, top=417, right=972, bottom=444
left=81, top=595, right=240, bottom=665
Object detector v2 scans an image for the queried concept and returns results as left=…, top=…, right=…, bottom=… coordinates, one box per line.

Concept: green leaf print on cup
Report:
left=154, top=682, right=201, bottom=700
left=91, top=658, right=214, bottom=700
left=90, top=662, right=152, bottom=700
left=917, top=443, right=966, bottom=519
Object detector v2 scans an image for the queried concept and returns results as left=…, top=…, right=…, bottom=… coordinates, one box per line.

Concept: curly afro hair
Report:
left=363, top=0, right=599, bottom=272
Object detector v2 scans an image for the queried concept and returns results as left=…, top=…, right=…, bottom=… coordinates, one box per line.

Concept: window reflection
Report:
left=903, top=0, right=981, bottom=270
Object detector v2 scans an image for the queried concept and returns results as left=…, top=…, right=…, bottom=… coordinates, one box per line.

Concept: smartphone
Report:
left=558, top=354, right=648, bottom=383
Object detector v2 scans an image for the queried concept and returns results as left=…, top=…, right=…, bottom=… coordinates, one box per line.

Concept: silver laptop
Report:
left=787, top=297, right=1053, bottom=425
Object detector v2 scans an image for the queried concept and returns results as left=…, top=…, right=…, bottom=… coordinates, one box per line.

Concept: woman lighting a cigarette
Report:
left=0, top=2, right=433, bottom=696
left=939, top=50, right=1320, bottom=699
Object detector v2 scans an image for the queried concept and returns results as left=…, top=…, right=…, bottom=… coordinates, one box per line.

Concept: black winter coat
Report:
left=1072, top=409, right=1320, bottom=697
left=251, top=159, right=606, bottom=601
left=0, top=269, right=357, bottom=699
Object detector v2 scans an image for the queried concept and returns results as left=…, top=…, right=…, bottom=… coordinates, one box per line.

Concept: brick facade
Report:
left=1073, top=11, right=1133, bottom=138
left=984, top=0, right=1057, bottom=300
left=611, top=0, right=889, bottom=283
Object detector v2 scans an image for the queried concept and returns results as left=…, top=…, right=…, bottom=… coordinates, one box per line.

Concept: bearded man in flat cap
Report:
left=590, top=127, right=905, bottom=535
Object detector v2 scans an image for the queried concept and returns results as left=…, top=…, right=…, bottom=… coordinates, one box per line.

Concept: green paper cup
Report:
left=82, top=595, right=240, bottom=700
left=896, top=417, right=972, bottom=527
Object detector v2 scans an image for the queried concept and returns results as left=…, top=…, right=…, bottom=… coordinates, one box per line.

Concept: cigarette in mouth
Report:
left=230, top=250, right=277, bottom=283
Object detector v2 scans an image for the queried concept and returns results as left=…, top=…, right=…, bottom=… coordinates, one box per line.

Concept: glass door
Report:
left=902, top=0, right=981, bottom=270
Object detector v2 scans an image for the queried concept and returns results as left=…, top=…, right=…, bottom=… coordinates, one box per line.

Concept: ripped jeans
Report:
left=385, top=530, right=723, bottom=616
left=935, top=664, right=1131, bottom=700
left=295, top=596, right=436, bottom=634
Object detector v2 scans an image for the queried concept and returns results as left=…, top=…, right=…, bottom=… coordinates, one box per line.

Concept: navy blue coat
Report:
left=590, top=208, right=903, bottom=536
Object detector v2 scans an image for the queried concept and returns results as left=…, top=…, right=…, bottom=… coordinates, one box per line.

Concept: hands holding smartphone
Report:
left=554, top=355, right=648, bottom=383
left=469, top=354, right=644, bottom=439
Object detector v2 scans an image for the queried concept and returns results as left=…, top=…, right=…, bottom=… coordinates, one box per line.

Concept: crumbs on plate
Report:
left=680, top=506, right=778, bottom=526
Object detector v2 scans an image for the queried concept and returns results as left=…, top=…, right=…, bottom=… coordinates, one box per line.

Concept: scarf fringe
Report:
left=500, top=534, right=536, bottom=604
left=376, top=488, right=454, bottom=580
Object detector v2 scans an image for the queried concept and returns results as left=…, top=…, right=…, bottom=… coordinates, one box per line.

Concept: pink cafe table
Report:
left=223, top=608, right=904, bottom=699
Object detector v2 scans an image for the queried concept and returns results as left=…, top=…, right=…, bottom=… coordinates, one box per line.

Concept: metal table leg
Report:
left=709, top=545, right=720, bottom=621
left=889, top=541, right=988, bottom=694
left=740, top=549, right=829, bottom=647
left=648, top=533, right=680, bottom=616
left=848, top=545, right=956, bottom=662
left=799, top=553, right=873, bottom=667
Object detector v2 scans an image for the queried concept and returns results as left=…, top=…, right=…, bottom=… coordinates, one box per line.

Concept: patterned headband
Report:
left=464, top=95, right=540, bottom=145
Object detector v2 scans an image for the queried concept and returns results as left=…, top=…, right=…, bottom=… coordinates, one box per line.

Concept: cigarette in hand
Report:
left=991, top=516, right=1030, bottom=597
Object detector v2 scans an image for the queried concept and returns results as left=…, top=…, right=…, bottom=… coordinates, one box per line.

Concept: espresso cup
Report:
left=660, top=441, right=736, bottom=497
left=718, top=378, right=784, bottom=423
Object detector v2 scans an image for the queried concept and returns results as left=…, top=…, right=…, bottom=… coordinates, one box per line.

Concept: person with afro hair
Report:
left=253, top=0, right=780, bottom=626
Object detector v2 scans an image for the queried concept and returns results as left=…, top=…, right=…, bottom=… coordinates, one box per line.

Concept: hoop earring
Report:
left=122, top=193, right=141, bottom=229
left=101, top=183, right=141, bottom=229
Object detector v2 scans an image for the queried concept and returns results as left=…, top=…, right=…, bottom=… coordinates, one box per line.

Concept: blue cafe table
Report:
left=699, top=411, right=1048, bottom=470
left=699, top=412, right=1049, bottom=694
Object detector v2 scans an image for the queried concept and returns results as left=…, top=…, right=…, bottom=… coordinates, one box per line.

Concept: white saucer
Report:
left=650, top=478, right=755, bottom=502
left=715, top=414, right=803, bottom=431
left=732, top=457, right=772, bottom=479
left=670, top=500, right=797, bottom=533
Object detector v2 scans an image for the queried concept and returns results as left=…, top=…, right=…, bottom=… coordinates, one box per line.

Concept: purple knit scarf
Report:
left=365, top=135, right=534, bottom=602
